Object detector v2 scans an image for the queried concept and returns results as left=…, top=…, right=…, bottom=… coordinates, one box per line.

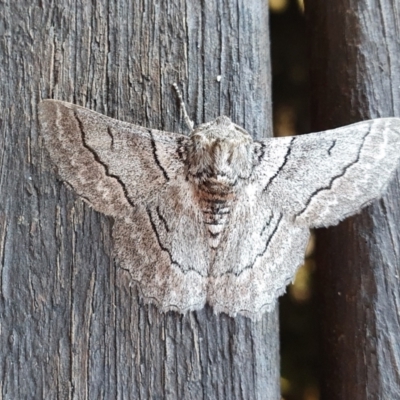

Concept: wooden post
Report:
left=305, top=0, right=400, bottom=398
left=0, top=1, right=279, bottom=398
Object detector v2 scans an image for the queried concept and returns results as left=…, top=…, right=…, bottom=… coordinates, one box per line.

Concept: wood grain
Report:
left=0, top=0, right=278, bottom=398
left=305, top=0, right=400, bottom=398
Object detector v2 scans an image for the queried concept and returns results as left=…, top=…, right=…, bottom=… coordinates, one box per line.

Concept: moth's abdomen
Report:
left=198, top=191, right=234, bottom=249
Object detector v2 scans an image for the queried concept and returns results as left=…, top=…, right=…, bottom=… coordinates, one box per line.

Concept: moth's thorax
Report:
left=186, top=116, right=254, bottom=194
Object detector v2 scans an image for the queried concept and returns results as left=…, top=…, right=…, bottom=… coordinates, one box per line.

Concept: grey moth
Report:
left=39, top=99, right=400, bottom=319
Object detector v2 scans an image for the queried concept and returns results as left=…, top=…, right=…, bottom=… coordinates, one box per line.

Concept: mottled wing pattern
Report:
left=210, top=118, right=400, bottom=317
left=39, top=100, right=209, bottom=311
left=39, top=100, right=187, bottom=217
left=254, top=118, right=400, bottom=228
left=209, top=193, right=309, bottom=317
left=113, top=199, right=208, bottom=313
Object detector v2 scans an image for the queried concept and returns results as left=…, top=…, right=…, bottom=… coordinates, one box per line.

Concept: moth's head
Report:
left=186, top=116, right=254, bottom=193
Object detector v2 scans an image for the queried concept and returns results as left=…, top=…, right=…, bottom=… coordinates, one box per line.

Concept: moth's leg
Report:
left=172, top=83, right=194, bottom=133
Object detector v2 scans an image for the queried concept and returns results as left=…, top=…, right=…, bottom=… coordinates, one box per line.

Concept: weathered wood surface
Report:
left=0, top=0, right=279, bottom=399
left=305, top=0, right=400, bottom=398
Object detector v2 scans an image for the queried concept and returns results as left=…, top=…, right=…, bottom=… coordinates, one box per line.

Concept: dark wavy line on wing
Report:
left=74, top=112, right=136, bottom=209
left=219, top=213, right=283, bottom=277
left=263, top=137, right=296, bottom=193
left=146, top=207, right=207, bottom=277
left=149, top=129, right=170, bottom=182
left=294, top=125, right=371, bottom=220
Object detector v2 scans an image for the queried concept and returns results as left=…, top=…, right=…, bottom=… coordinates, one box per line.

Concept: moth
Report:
left=39, top=98, right=400, bottom=319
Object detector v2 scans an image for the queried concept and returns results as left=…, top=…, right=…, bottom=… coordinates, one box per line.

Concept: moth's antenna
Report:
left=172, top=83, right=194, bottom=132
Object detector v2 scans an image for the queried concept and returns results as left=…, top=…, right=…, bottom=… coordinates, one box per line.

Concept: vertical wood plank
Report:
left=305, top=0, right=400, bottom=398
left=0, top=1, right=279, bottom=398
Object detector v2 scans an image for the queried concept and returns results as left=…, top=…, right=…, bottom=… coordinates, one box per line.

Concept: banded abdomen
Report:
left=199, top=191, right=234, bottom=250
